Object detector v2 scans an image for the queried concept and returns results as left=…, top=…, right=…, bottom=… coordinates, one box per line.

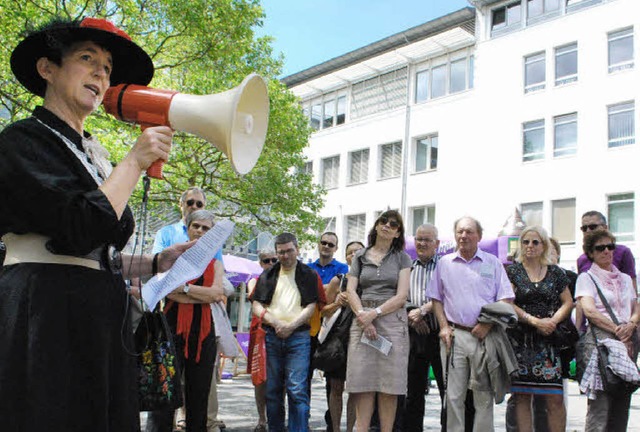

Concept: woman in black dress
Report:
left=0, top=17, right=186, bottom=431
left=507, top=226, right=573, bottom=432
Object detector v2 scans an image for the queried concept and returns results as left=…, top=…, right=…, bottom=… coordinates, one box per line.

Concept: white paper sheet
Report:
left=142, top=219, right=234, bottom=311
left=360, top=333, right=392, bottom=356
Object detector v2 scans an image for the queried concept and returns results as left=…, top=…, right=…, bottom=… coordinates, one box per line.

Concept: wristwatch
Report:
left=375, top=307, right=382, bottom=316
left=183, top=284, right=190, bottom=294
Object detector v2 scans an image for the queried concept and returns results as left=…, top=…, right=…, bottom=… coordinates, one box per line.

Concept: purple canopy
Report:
left=223, top=254, right=262, bottom=286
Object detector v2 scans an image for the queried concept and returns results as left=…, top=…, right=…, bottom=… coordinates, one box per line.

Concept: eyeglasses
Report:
left=415, top=238, right=435, bottom=243
left=593, top=243, right=616, bottom=252
left=320, top=240, right=336, bottom=248
left=261, top=257, right=278, bottom=264
left=185, top=199, right=204, bottom=208
left=378, top=216, right=400, bottom=229
left=521, top=239, right=541, bottom=246
left=580, top=224, right=603, bottom=233
left=276, top=248, right=297, bottom=256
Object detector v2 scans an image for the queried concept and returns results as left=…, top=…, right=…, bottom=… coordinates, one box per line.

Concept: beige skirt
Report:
left=345, top=307, right=409, bottom=394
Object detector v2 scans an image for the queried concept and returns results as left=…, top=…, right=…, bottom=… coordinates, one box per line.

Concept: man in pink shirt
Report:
left=428, top=217, right=514, bottom=431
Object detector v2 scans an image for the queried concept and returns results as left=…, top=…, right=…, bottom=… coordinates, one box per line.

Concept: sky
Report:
left=255, top=0, right=472, bottom=78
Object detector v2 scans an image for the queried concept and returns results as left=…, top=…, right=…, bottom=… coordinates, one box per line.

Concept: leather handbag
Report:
left=135, top=308, right=183, bottom=412
left=550, top=316, right=579, bottom=350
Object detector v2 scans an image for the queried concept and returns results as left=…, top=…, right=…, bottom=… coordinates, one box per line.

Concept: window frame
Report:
left=551, top=198, right=576, bottom=244
left=523, top=119, right=545, bottom=162
left=607, top=192, right=635, bottom=242
left=554, top=42, right=578, bottom=86
left=520, top=201, right=544, bottom=227
left=524, top=51, right=546, bottom=93
left=607, top=101, right=635, bottom=148
left=320, top=155, right=340, bottom=190
left=347, top=148, right=370, bottom=186
left=344, top=213, right=367, bottom=245
left=413, top=134, right=439, bottom=173
left=410, top=205, right=436, bottom=234
left=608, top=27, right=634, bottom=74
left=378, top=141, right=403, bottom=180
left=553, top=112, right=578, bottom=157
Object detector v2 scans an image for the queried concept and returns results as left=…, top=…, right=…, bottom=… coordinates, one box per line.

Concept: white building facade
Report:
left=285, top=0, right=639, bottom=269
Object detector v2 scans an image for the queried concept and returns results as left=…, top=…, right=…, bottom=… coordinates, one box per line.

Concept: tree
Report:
left=0, top=0, right=325, bottom=246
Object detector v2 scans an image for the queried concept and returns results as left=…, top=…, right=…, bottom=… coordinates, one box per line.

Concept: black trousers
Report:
left=146, top=326, right=217, bottom=432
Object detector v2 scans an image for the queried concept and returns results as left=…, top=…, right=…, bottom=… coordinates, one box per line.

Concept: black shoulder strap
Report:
left=586, top=272, right=620, bottom=326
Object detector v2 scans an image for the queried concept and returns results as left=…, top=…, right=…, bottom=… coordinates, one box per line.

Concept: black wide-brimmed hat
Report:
left=11, top=17, right=154, bottom=97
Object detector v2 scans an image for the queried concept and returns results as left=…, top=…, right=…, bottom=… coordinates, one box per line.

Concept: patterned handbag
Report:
left=135, top=308, right=183, bottom=412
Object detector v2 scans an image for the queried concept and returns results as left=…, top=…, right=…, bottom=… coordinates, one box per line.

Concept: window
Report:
left=302, top=161, right=313, bottom=177
left=608, top=101, right=635, bottom=148
left=411, top=206, right=436, bottom=234
left=345, top=214, right=367, bottom=244
left=491, top=2, right=522, bottom=31
left=336, top=96, right=346, bottom=125
left=310, top=103, right=321, bottom=131
left=527, top=0, right=560, bottom=20
left=415, top=70, right=429, bottom=103
left=348, top=149, right=369, bottom=185
left=552, top=198, right=576, bottom=243
left=525, top=52, right=546, bottom=93
left=469, top=56, right=475, bottom=89
left=431, top=65, right=447, bottom=99
left=450, top=58, right=467, bottom=94
left=554, top=113, right=577, bottom=157
left=379, top=142, right=402, bottom=179
left=523, top=120, right=545, bottom=162
left=414, top=135, right=438, bottom=172
left=555, top=43, right=577, bottom=86
left=321, top=156, right=340, bottom=189
left=520, top=202, right=543, bottom=227
left=323, top=100, right=335, bottom=129
left=608, top=193, right=634, bottom=242
left=305, top=93, right=347, bottom=131
left=352, top=68, right=407, bottom=119
left=608, top=27, right=634, bottom=73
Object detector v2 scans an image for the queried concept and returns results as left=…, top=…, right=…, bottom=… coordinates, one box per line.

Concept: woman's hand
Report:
left=356, top=309, right=376, bottom=328
left=532, top=317, right=557, bottom=336
left=157, top=240, right=196, bottom=273
left=363, top=323, right=378, bottom=340
left=335, top=292, right=349, bottom=307
left=615, top=322, right=637, bottom=343
left=128, top=126, right=174, bottom=171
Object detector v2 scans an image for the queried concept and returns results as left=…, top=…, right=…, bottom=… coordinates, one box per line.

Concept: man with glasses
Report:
left=576, top=211, right=636, bottom=290
left=308, top=232, right=348, bottom=431
left=252, top=233, right=324, bottom=432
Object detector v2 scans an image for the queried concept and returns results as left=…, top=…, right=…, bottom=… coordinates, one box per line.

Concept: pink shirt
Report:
left=427, top=248, right=514, bottom=327
left=575, top=268, right=636, bottom=324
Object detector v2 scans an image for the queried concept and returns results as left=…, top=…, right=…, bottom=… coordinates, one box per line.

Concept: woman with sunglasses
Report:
left=345, top=210, right=412, bottom=432
left=506, top=226, right=573, bottom=432
left=575, top=230, right=640, bottom=432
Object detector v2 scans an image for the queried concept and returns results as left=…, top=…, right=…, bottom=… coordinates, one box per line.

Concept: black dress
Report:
left=0, top=107, right=139, bottom=431
left=506, top=262, right=570, bottom=395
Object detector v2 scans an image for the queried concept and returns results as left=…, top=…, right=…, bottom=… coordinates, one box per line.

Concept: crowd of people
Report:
left=1, top=14, right=639, bottom=432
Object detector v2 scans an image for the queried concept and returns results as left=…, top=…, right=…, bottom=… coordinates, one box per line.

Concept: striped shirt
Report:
left=409, top=255, right=439, bottom=331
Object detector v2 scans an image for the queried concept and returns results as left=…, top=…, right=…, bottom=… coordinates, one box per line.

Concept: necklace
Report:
left=525, top=263, right=545, bottom=288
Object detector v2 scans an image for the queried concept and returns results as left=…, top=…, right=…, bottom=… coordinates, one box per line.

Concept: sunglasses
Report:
left=185, top=199, right=204, bottom=208
left=261, top=257, right=278, bottom=264
left=593, top=243, right=616, bottom=252
left=320, top=240, right=336, bottom=248
left=580, top=224, right=602, bottom=233
left=521, top=239, right=541, bottom=246
left=378, top=216, right=400, bottom=229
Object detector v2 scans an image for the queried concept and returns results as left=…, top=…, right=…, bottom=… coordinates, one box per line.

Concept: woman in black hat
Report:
left=0, top=17, right=186, bottom=431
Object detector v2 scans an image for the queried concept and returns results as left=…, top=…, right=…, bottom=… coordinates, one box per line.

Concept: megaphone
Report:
left=103, top=73, right=269, bottom=178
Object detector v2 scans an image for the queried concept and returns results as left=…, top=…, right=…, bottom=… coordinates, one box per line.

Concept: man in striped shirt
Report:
left=400, top=224, right=445, bottom=431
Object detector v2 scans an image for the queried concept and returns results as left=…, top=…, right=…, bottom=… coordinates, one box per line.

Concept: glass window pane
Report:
left=349, top=149, right=369, bottom=184
left=469, top=56, right=475, bottom=89
left=450, top=59, right=467, bottom=93
left=545, top=0, right=560, bottom=11
left=310, top=103, right=321, bottom=130
left=492, top=7, right=506, bottom=29
left=416, top=70, right=429, bottom=102
left=528, top=0, right=544, bottom=18
left=321, top=156, right=339, bottom=189
left=431, top=65, right=447, bottom=98
left=345, top=214, right=367, bottom=244
left=608, top=28, right=634, bottom=68
left=430, top=135, right=438, bottom=170
left=608, top=193, right=635, bottom=241
left=415, top=139, right=428, bottom=172
left=555, top=43, right=578, bottom=85
left=380, top=142, right=402, bottom=179
left=521, top=202, right=543, bottom=227
left=552, top=198, right=576, bottom=243
left=507, top=3, right=522, bottom=25
left=412, top=207, right=425, bottom=234
left=525, top=52, right=545, bottom=92
left=608, top=102, right=635, bottom=147
left=523, top=120, right=545, bottom=161
left=323, top=100, right=335, bottom=129
left=554, top=113, right=577, bottom=157
left=336, top=96, right=346, bottom=125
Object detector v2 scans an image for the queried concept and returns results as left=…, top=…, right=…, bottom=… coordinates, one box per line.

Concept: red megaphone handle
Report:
left=140, top=124, right=166, bottom=180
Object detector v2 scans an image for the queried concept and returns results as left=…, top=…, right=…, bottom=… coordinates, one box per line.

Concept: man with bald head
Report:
left=428, top=217, right=514, bottom=431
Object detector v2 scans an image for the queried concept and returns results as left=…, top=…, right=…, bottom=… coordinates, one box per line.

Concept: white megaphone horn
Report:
left=103, top=73, right=270, bottom=178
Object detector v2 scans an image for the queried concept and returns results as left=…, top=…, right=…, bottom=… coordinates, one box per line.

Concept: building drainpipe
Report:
left=400, top=64, right=413, bottom=219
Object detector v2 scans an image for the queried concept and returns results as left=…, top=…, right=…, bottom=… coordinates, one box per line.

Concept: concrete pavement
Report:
left=141, top=362, right=640, bottom=431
